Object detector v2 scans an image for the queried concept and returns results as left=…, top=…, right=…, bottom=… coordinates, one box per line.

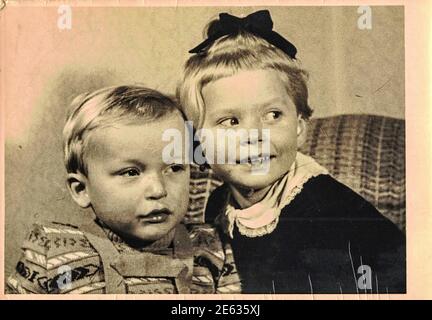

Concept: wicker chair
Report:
left=184, top=114, right=406, bottom=231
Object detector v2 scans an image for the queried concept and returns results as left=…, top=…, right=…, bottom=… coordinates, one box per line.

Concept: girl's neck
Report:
left=229, top=183, right=273, bottom=209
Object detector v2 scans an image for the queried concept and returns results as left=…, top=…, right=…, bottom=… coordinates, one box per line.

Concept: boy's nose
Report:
left=143, top=173, right=167, bottom=200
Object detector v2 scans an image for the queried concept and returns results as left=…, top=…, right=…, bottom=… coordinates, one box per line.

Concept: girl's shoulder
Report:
left=281, top=174, right=405, bottom=247
left=205, top=174, right=366, bottom=219
left=203, top=174, right=372, bottom=221
left=278, top=173, right=390, bottom=224
left=287, top=174, right=380, bottom=218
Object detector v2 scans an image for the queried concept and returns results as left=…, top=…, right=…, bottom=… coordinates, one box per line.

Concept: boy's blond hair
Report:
left=177, top=30, right=313, bottom=129
left=63, top=85, right=182, bottom=175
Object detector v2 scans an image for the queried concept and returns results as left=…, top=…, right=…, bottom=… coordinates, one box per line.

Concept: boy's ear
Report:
left=66, top=172, right=91, bottom=208
left=296, top=116, right=307, bottom=148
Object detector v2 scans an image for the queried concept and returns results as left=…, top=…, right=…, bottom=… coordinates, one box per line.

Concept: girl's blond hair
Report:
left=177, top=30, right=313, bottom=129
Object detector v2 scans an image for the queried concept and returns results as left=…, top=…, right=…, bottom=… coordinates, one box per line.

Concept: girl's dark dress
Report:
left=205, top=174, right=405, bottom=294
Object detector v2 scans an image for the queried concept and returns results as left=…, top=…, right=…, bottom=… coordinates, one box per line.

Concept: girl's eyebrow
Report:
left=208, top=97, right=286, bottom=119
left=257, top=97, right=286, bottom=108
left=208, top=108, right=238, bottom=119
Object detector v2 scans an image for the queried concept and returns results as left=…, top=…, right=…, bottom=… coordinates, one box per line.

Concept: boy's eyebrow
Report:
left=115, top=157, right=188, bottom=167
left=113, top=159, right=146, bottom=168
left=167, top=160, right=187, bottom=165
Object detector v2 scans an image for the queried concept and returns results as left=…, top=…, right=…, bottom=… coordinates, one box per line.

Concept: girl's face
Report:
left=201, top=69, right=303, bottom=191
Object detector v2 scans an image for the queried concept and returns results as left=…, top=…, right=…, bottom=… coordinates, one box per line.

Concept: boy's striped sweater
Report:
left=6, top=221, right=241, bottom=294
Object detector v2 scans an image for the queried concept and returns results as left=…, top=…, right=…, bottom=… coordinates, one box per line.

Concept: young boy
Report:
left=6, top=85, right=240, bottom=294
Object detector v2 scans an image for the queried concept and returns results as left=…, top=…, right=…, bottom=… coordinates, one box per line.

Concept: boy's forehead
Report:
left=84, top=115, right=186, bottom=160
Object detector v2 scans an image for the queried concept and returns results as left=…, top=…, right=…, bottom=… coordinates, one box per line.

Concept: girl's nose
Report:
left=143, top=173, right=167, bottom=200
left=240, top=117, right=263, bottom=145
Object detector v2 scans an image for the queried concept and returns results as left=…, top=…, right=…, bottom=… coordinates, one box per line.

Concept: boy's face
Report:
left=201, top=69, right=302, bottom=191
left=81, top=113, right=190, bottom=244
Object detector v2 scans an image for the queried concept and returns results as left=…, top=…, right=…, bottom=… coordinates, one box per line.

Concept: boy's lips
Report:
left=137, top=208, right=171, bottom=223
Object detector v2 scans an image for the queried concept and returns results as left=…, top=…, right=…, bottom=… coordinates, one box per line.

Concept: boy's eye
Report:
left=167, top=164, right=186, bottom=173
left=120, top=168, right=140, bottom=177
left=219, top=117, right=239, bottom=127
left=263, top=111, right=282, bottom=122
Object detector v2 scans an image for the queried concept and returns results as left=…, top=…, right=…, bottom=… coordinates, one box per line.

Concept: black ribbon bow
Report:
left=189, top=10, right=297, bottom=59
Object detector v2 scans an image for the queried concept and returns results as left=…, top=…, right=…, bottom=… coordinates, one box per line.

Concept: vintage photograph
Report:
left=3, top=3, right=409, bottom=296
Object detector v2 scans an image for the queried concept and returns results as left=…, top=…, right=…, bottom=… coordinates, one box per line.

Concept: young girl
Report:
left=177, top=10, right=405, bottom=294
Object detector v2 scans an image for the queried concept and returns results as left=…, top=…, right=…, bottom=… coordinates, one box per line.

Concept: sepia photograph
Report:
left=1, top=0, right=430, bottom=301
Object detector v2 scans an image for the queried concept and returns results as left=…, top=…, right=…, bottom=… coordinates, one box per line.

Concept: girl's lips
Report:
left=138, top=209, right=171, bottom=223
left=236, top=155, right=275, bottom=165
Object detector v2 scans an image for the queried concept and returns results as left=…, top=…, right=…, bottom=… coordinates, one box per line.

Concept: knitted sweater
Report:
left=6, top=221, right=240, bottom=294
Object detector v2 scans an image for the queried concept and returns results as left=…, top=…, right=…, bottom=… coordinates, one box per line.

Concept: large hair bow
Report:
left=189, top=10, right=297, bottom=59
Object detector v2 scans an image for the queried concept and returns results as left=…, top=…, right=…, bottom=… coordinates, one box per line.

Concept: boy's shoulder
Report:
left=187, top=223, right=225, bottom=252
left=187, top=223, right=232, bottom=268
left=7, top=221, right=103, bottom=294
left=21, top=221, right=98, bottom=260
left=24, top=221, right=226, bottom=258
left=186, top=223, right=240, bottom=293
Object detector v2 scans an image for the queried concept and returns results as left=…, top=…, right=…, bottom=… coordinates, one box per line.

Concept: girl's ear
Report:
left=66, top=172, right=91, bottom=208
left=296, top=116, right=307, bottom=148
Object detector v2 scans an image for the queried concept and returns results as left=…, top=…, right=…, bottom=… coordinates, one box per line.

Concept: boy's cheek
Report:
left=166, top=181, right=190, bottom=207
left=174, top=188, right=190, bottom=209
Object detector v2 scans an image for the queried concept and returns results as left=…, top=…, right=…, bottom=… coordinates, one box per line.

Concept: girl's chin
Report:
left=213, top=163, right=288, bottom=189
left=228, top=174, right=280, bottom=191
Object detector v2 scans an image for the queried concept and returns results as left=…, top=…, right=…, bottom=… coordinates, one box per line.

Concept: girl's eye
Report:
left=263, top=110, right=282, bottom=122
left=219, top=117, right=239, bottom=127
left=120, top=169, right=140, bottom=177
left=168, top=164, right=186, bottom=173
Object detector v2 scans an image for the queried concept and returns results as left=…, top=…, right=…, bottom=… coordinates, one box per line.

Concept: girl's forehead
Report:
left=202, top=69, right=290, bottom=111
left=206, top=68, right=284, bottom=87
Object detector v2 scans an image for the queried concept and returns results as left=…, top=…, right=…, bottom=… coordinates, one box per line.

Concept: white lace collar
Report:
left=219, top=152, right=329, bottom=238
